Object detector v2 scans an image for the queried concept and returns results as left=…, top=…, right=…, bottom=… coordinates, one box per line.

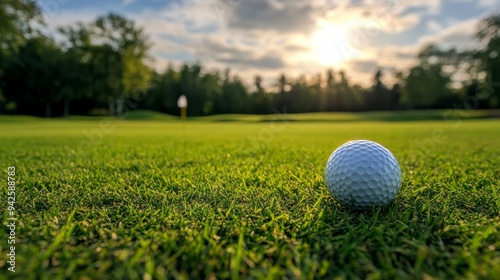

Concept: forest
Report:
left=1, top=0, right=499, bottom=117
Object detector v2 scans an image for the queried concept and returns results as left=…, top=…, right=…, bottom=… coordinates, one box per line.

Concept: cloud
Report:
left=417, top=18, right=480, bottom=50
left=426, top=20, right=442, bottom=31
left=226, top=0, right=321, bottom=34
left=122, top=0, right=138, bottom=6
left=40, top=8, right=99, bottom=28
left=39, top=0, right=492, bottom=86
left=322, top=2, right=425, bottom=35
left=375, top=45, right=420, bottom=60
left=349, top=59, right=379, bottom=73
left=388, top=13, right=422, bottom=32
left=355, top=19, right=481, bottom=78
left=219, top=54, right=285, bottom=70
left=339, top=44, right=419, bottom=86
left=454, top=0, right=499, bottom=7
left=223, top=0, right=432, bottom=36
left=283, top=44, right=310, bottom=52
left=477, top=0, right=500, bottom=8
left=196, top=38, right=286, bottom=70
left=345, top=17, right=483, bottom=86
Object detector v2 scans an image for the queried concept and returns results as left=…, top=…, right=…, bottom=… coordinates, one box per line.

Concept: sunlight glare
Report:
left=311, top=22, right=352, bottom=66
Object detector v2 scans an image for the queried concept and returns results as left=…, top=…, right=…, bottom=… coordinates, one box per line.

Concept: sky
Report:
left=36, top=0, right=500, bottom=86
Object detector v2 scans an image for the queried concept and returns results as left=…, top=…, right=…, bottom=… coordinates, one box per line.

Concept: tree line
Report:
left=1, top=0, right=499, bottom=117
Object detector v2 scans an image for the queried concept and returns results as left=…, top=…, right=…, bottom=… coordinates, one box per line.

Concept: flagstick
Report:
left=181, top=106, right=186, bottom=130
left=177, top=95, right=188, bottom=130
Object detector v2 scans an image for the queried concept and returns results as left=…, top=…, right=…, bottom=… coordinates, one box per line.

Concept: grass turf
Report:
left=0, top=112, right=499, bottom=279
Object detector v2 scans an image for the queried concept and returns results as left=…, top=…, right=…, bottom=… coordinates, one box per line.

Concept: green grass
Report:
left=0, top=112, right=499, bottom=279
left=127, top=109, right=496, bottom=122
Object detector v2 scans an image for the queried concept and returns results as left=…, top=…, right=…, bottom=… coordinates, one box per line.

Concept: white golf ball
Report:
left=325, top=140, right=402, bottom=209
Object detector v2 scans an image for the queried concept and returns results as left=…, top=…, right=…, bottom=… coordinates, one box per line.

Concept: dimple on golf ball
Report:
left=325, top=140, right=402, bottom=209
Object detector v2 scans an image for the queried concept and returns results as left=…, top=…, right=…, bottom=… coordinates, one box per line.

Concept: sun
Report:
left=311, top=22, right=353, bottom=66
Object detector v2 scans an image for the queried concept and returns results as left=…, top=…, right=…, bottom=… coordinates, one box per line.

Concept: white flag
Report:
left=177, top=95, right=188, bottom=108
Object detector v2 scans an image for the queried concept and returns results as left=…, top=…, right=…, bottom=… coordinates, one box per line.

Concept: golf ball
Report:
left=325, top=140, right=402, bottom=209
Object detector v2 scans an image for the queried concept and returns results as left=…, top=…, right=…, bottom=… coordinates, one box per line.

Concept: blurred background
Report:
left=1, top=0, right=499, bottom=117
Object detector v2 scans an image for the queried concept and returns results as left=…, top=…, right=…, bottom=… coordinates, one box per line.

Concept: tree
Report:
left=309, top=73, right=323, bottom=112
left=251, top=75, right=271, bottom=114
left=58, top=13, right=152, bottom=116
left=58, top=14, right=151, bottom=116
left=144, top=66, right=181, bottom=114
left=2, top=36, right=64, bottom=117
left=333, top=71, right=347, bottom=111
left=365, top=69, right=390, bottom=111
left=179, top=63, right=205, bottom=115
left=0, top=0, right=42, bottom=54
left=277, top=74, right=288, bottom=94
left=325, top=69, right=336, bottom=111
left=389, top=81, right=402, bottom=110
left=3, top=11, right=500, bottom=116
left=287, top=75, right=310, bottom=113
left=401, top=63, right=452, bottom=108
left=58, top=23, right=95, bottom=116
left=92, top=13, right=152, bottom=115
left=274, top=74, right=290, bottom=111
left=200, top=70, right=222, bottom=115
left=220, top=71, right=248, bottom=114
left=336, top=71, right=363, bottom=111
left=0, top=0, right=42, bottom=112
left=476, top=15, right=500, bottom=107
